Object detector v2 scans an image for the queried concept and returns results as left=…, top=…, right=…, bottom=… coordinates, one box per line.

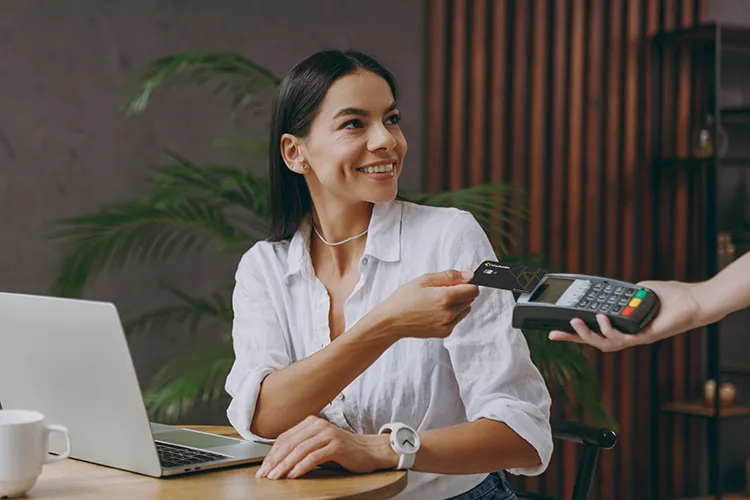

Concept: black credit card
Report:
left=469, top=260, right=547, bottom=294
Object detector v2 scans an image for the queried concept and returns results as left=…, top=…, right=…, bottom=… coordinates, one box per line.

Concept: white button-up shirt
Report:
left=225, top=200, right=552, bottom=499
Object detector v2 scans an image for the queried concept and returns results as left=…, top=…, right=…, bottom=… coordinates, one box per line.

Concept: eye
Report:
left=342, top=119, right=364, bottom=129
left=386, top=113, right=401, bottom=125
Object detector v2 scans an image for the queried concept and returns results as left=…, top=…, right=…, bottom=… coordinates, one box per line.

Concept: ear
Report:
left=280, top=133, right=308, bottom=174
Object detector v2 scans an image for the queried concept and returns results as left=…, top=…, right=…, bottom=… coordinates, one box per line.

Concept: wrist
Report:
left=690, top=280, right=725, bottom=326
left=356, top=306, right=402, bottom=344
left=367, top=433, right=400, bottom=470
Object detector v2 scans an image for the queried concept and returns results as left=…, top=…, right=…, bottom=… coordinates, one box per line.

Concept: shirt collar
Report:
left=363, top=200, right=402, bottom=263
left=285, top=200, right=403, bottom=280
left=285, top=216, right=312, bottom=280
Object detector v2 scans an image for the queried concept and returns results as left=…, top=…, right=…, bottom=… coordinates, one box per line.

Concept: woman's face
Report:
left=287, top=70, right=407, bottom=205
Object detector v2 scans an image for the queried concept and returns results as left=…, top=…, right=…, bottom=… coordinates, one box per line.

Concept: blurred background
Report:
left=3, top=1, right=750, bottom=499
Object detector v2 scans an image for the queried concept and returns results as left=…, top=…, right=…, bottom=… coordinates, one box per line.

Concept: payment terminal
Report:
left=470, top=261, right=660, bottom=334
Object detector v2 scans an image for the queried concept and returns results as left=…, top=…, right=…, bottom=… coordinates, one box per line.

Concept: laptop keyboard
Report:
left=156, top=441, right=231, bottom=469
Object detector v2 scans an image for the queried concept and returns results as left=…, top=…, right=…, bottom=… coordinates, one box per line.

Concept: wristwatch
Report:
left=378, top=422, right=420, bottom=470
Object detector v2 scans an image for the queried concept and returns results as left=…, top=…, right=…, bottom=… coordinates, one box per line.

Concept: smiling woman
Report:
left=267, top=51, right=405, bottom=242
left=224, top=49, right=552, bottom=500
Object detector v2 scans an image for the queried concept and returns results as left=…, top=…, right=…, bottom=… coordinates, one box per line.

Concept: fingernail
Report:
left=268, top=467, right=280, bottom=479
left=461, top=269, right=473, bottom=280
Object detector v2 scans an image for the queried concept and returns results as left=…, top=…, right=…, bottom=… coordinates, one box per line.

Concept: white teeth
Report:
left=359, top=163, right=394, bottom=174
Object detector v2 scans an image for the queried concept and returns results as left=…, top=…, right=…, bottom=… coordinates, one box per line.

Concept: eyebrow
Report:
left=333, top=102, right=398, bottom=120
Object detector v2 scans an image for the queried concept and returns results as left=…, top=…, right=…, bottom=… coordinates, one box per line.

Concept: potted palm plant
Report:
left=48, top=52, right=612, bottom=428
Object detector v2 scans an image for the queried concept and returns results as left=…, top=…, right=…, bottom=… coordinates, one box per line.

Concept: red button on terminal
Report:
left=622, top=306, right=635, bottom=317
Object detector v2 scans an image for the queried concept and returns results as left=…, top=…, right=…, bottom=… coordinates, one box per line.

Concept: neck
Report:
left=310, top=201, right=372, bottom=278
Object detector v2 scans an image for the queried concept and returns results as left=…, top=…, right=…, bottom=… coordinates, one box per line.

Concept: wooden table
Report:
left=28, top=425, right=408, bottom=500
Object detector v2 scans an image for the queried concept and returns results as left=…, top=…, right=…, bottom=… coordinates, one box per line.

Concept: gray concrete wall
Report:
left=708, top=0, right=750, bottom=25
left=0, top=0, right=426, bottom=424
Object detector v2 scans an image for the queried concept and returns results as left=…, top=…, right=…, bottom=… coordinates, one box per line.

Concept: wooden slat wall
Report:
left=424, top=1, right=708, bottom=499
left=653, top=0, right=710, bottom=498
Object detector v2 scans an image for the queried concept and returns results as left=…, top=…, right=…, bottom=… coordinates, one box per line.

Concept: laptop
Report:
left=0, top=292, right=271, bottom=477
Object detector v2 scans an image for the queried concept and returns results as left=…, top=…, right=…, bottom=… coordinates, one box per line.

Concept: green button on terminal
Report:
left=635, top=289, right=647, bottom=299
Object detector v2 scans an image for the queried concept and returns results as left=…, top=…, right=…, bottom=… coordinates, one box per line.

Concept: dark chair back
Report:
left=517, top=419, right=617, bottom=500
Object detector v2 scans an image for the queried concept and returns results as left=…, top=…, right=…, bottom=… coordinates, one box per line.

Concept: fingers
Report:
left=556, top=316, right=634, bottom=353
left=266, top=434, right=331, bottom=480
left=594, top=314, right=641, bottom=350
left=273, top=415, right=318, bottom=450
left=257, top=416, right=321, bottom=478
left=447, top=305, right=472, bottom=329
left=445, top=284, right=480, bottom=304
left=419, top=268, right=474, bottom=287
left=287, top=443, right=338, bottom=479
left=548, top=330, right=586, bottom=343
left=595, top=314, right=616, bottom=338
left=568, top=318, right=609, bottom=350
left=256, top=419, right=351, bottom=480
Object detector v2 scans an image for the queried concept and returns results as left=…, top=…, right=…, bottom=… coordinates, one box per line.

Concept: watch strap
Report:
left=397, top=450, right=415, bottom=469
left=378, top=422, right=418, bottom=470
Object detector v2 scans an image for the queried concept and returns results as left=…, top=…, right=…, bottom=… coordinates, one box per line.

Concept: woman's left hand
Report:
left=255, top=416, right=398, bottom=479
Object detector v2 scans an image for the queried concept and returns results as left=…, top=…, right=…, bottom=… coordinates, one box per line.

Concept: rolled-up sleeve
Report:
left=440, top=212, right=553, bottom=476
left=225, top=249, right=291, bottom=441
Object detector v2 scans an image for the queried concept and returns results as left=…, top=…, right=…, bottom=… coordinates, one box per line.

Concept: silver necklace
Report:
left=312, top=224, right=368, bottom=246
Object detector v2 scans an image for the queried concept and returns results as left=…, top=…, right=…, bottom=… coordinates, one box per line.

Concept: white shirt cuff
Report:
left=475, top=402, right=553, bottom=476
left=226, top=367, right=278, bottom=442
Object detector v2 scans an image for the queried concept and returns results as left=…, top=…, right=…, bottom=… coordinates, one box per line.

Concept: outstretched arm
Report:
left=549, top=251, right=750, bottom=352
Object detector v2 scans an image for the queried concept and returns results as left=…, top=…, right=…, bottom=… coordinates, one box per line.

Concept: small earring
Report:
left=299, top=164, right=307, bottom=170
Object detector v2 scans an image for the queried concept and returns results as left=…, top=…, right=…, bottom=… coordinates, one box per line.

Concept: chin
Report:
left=368, top=185, right=399, bottom=204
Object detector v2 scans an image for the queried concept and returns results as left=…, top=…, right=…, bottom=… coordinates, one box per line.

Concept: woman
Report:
left=224, top=49, right=552, bottom=500
left=549, top=251, right=750, bottom=352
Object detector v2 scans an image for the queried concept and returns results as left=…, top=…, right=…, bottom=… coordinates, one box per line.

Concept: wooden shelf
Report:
left=730, top=230, right=750, bottom=247
left=721, top=106, right=750, bottom=123
left=654, top=23, right=750, bottom=47
left=661, top=402, right=750, bottom=418
left=657, top=157, right=750, bottom=169
left=673, top=494, right=750, bottom=500
left=722, top=365, right=750, bottom=377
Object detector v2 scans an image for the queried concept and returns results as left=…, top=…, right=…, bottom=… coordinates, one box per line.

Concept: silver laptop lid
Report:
left=0, top=293, right=162, bottom=477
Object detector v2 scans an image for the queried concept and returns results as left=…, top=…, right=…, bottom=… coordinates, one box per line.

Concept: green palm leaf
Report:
left=403, top=184, right=526, bottom=256
left=525, top=330, right=615, bottom=429
left=48, top=200, right=252, bottom=297
left=122, top=52, right=280, bottom=116
left=148, top=153, right=272, bottom=221
left=124, top=282, right=233, bottom=335
left=143, top=341, right=234, bottom=423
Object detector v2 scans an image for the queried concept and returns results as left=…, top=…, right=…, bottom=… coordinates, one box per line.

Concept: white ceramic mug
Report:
left=0, top=409, right=71, bottom=499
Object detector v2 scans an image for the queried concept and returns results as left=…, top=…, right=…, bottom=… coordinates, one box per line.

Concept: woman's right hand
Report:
left=369, top=269, right=480, bottom=340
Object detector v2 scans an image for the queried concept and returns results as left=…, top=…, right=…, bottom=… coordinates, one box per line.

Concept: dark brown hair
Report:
left=268, top=50, right=398, bottom=241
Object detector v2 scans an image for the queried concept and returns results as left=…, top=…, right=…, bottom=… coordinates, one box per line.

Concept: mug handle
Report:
left=43, top=424, right=71, bottom=464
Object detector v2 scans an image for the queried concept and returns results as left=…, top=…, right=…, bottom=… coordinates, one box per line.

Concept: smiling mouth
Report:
left=356, top=162, right=395, bottom=174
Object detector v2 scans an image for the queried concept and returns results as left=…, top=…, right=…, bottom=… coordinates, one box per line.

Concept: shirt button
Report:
left=361, top=257, right=368, bottom=266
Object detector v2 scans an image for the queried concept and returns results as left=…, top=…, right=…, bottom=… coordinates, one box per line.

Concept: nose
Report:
left=367, top=122, right=397, bottom=152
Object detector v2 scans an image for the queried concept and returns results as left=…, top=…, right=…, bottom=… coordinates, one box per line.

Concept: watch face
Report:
left=395, top=428, right=418, bottom=453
